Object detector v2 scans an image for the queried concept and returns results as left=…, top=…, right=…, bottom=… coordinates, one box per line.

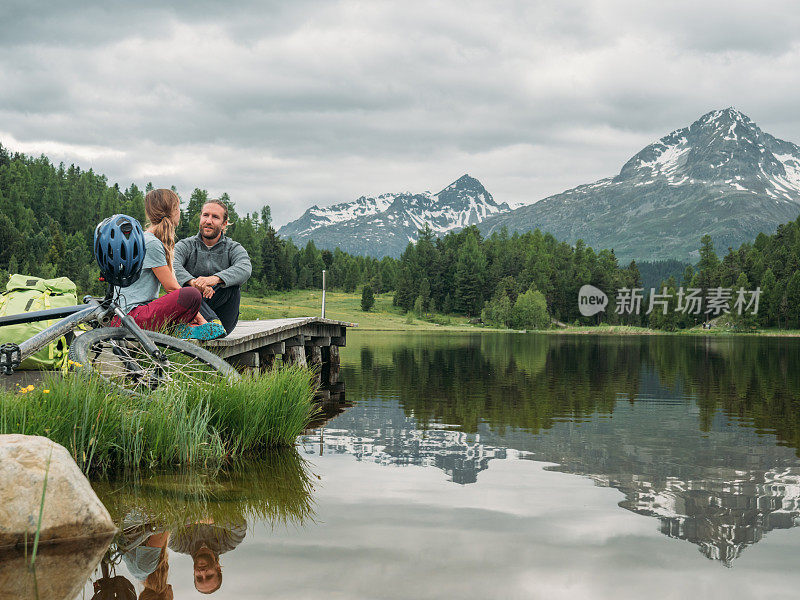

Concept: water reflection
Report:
left=81, top=448, right=317, bottom=598
left=308, top=332, right=800, bottom=565
left=0, top=536, right=112, bottom=600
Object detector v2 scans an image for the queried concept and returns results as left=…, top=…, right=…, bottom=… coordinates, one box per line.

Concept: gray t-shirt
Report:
left=117, top=232, right=167, bottom=313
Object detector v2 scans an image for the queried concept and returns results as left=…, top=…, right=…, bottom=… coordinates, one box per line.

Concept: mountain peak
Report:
left=277, top=174, right=513, bottom=256
left=480, top=108, right=800, bottom=263
left=616, top=107, right=785, bottom=184
left=698, top=107, right=751, bottom=126
left=438, top=174, right=484, bottom=194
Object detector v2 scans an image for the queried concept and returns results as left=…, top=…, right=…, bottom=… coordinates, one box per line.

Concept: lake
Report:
left=15, top=331, right=800, bottom=599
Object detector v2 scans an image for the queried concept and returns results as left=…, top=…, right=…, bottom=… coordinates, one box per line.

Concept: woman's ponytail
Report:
left=144, top=189, right=180, bottom=269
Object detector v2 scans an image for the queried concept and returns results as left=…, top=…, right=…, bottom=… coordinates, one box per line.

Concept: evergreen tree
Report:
left=453, top=233, right=487, bottom=316
left=786, top=271, right=800, bottom=329
left=759, top=268, right=778, bottom=327
left=418, top=277, right=431, bottom=314
left=361, top=284, right=375, bottom=311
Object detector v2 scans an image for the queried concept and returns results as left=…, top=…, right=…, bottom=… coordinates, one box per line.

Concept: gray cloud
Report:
left=3, top=0, right=800, bottom=226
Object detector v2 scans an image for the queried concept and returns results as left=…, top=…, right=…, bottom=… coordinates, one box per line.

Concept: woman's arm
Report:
left=152, top=265, right=181, bottom=293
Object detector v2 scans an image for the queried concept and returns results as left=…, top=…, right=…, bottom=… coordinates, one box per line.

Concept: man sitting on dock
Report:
left=174, top=199, right=252, bottom=336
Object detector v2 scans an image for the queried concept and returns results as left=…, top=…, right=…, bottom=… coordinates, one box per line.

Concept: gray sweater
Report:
left=173, top=233, right=252, bottom=288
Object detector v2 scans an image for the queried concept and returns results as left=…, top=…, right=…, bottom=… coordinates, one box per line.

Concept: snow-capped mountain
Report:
left=278, top=175, right=512, bottom=257
left=481, top=108, right=800, bottom=261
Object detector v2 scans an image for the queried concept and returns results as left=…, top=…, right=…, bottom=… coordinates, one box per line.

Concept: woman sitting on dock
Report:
left=110, top=189, right=225, bottom=340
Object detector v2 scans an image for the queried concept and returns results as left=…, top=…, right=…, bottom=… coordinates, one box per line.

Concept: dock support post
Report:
left=307, top=345, right=323, bottom=386
left=328, top=345, right=340, bottom=385
left=286, top=345, right=307, bottom=367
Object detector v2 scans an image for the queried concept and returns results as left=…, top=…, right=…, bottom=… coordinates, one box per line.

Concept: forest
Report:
left=0, top=143, right=395, bottom=297
left=2, top=143, right=800, bottom=330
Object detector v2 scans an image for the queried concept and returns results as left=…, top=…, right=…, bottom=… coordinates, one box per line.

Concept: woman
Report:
left=116, top=189, right=224, bottom=340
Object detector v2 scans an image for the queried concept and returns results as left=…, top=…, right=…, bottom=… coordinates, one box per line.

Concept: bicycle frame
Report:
left=1, top=292, right=166, bottom=375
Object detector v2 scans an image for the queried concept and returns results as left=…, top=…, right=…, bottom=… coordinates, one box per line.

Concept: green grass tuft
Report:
left=0, top=367, right=318, bottom=476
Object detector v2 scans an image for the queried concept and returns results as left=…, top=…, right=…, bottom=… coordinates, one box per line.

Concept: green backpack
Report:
left=0, top=274, right=78, bottom=370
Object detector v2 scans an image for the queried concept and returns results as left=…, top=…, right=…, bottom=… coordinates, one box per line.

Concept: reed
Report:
left=0, top=367, right=317, bottom=476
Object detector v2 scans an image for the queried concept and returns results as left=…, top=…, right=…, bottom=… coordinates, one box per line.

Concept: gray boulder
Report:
left=0, top=434, right=116, bottom=549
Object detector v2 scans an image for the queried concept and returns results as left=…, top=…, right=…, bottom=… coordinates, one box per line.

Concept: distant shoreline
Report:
left=242, top=291, right=800, bottom=336
left=539, top=325, right=800, bottom=337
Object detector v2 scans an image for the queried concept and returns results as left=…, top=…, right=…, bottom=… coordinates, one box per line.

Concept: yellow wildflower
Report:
left=25, top=385, right=34, bottom=391
left=43, top=389, right=50, bottom=394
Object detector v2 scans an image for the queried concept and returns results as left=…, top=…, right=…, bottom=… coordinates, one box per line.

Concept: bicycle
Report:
left=0, top=284, right=239, bottom=393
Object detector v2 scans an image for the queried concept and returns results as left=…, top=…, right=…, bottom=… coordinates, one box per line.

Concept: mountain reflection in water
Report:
left=305, top=332, right=800, bottom=566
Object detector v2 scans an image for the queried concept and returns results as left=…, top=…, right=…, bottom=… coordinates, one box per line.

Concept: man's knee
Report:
left=177, top=286, right=202, bottom=312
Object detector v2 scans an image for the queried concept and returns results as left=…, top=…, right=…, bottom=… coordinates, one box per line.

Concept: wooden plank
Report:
left=206, top=331, right=291, bottom=358
left=204, top=317, right=356, bottom=348
left=284, top=335, right=304, bottom=347
left=228, top=351, right=259, bottom=370
left=200, top=317, right=355, bottom=361
left=260, top=341, right=285, bottom=355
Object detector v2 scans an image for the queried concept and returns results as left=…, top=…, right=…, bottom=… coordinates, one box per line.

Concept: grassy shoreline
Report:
left=0, top=367, right=318, bottom=476
left=241, top=290, right=481, bottom=331
left=543, top=325, right=800, bottom=337
left=243, top=289, right=800, bottom=337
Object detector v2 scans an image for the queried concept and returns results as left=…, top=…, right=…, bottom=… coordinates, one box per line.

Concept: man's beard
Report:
left=201, top=224, right=222, bottom=240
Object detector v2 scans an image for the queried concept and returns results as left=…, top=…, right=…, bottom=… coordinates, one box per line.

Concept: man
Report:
left=169, top=514, right=247, bottom=595
left=173, top=200, right=252, bottom=335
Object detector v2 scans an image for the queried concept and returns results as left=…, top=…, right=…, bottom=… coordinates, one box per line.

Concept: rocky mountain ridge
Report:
left=278, top=175, right=512, bottom=257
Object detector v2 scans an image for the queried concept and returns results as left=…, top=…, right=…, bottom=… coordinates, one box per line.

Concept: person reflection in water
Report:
left=168, top=516, right=247, bottom=594
left=138, top=534, right=172, bottom=600
left=118, top=511, right=173, bottom=600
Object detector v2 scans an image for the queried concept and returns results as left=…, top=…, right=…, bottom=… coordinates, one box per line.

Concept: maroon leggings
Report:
left=113, top=287, right=202, bottom=331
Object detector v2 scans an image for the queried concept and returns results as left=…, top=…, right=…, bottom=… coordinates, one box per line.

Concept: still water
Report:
left=45, top=333, right=800, bottom=597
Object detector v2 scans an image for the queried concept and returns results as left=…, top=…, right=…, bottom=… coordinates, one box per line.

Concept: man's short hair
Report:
left=204, top=199, right=229, bottom=223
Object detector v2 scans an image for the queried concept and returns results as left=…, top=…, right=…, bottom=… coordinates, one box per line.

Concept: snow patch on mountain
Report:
left=480, top=108, right=800, bottom=262
left=278, top=174, right=512, bottom=254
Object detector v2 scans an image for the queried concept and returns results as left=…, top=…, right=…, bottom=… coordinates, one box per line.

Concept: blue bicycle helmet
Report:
left=94, top=214, right=146, bottom=287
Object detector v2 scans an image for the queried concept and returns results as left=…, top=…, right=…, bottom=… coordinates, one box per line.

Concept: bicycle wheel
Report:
left=68, top=327, right=239, bottom=394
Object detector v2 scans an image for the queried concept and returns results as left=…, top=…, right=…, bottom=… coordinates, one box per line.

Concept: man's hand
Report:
left=193, top=275, right=222, bottom=289
left=190, top=276, right=222, bottom=298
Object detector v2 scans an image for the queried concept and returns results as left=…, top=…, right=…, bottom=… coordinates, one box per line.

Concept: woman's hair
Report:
left=144, top=189, right=180, bottom=268
left=140, top=540, right=173, bottom=600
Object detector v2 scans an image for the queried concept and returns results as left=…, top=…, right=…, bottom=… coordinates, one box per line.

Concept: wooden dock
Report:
left=202, top=317, right=355, bottom=390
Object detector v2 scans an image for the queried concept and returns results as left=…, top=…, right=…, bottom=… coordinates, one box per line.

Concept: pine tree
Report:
left=418, top=277, right=431, bottom=314
left=454, top=233, right=487, bottom=316
left=786, top=271, right=800, bottom=329
left=697, top=234, right=720, bottom=292
left=759, top=268, right=778, bottom=327
left=361, top=284, right=375, bottom=311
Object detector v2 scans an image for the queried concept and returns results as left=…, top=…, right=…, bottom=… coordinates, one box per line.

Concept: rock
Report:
left=0, top=435, right=116, bottom=549
left=0, top=537, right=112, bottom=600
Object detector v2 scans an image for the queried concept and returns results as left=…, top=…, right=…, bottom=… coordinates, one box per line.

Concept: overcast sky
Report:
left=3, top=0, right=800, bottom=227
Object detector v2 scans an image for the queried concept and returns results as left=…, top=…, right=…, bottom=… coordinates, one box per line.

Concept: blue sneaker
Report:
left=187, top=321, right=226, bottom=341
